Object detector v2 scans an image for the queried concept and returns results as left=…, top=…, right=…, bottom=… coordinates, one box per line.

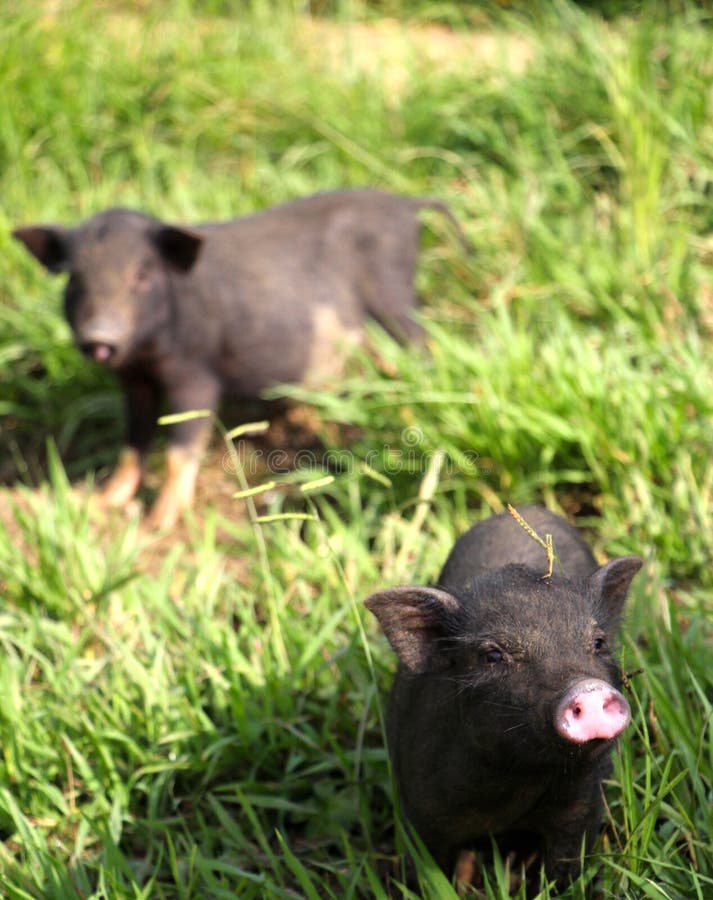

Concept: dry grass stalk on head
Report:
left=506, top=503, right=558, bottom=579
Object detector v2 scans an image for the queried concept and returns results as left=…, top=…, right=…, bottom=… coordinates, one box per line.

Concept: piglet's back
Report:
left=438, top=505, right=598, bottom=590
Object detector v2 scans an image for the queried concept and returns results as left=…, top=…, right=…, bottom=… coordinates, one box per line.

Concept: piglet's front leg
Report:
left=100, top=446, right=145, bottom=507
left=540, top=776, right=607, bottom=891
left=147, top=444, right=205, bottom=530
left=146, top=370, right=220, bottom=530
left=100, top=373, right=161, bottom=509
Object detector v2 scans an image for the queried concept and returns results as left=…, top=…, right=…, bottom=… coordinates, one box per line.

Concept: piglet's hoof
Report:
left=99, top=449, right=144, bottom=508
left=144, top=493, right=185, bottom=531
left=143, top=449, right=201, bottom=530
left=455, top=850, right=476, bottom=894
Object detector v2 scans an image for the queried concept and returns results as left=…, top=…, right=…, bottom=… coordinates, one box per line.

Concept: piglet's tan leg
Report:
left=146, top=446, right=201, bottom=530
left=100, top=447, right=144, bottom=507
left=455, top=849, right=476, bottom=894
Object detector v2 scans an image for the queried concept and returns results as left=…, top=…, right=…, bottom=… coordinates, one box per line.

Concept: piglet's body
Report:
left=366, top=506, right=642, bottom=890
left=14, top=189, right=453, bottom=527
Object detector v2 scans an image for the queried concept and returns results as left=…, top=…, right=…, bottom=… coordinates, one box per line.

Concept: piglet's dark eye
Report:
left=482, top=648, right=504, bottom=665
left=593, top=636, right=607, bottom=652
left=133, top=259, right=157, bottom=288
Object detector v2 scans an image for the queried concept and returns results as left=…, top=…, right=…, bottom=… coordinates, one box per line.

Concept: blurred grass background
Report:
left=0, top=1, right=712, bottom=897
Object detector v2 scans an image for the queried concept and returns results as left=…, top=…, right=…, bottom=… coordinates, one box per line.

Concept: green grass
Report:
left=1, top=1, right=712, bottom=896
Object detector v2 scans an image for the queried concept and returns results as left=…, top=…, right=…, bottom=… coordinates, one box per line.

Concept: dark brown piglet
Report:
left=14, top=189, right=461, bottom=527
left=366, top=505, right=642, bottom=892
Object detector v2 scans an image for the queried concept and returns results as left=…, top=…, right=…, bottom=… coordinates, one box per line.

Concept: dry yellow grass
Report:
left=297, top=16, right=534, bottom=94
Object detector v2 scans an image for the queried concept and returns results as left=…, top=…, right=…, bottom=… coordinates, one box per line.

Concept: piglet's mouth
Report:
left=80, top=341, right=117, bottom=363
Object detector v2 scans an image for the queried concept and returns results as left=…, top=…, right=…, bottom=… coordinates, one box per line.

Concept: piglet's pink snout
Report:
left=555, top=679, right=631, bottom=744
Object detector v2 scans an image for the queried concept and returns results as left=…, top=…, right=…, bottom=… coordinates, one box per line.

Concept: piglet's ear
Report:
left=588, top=556, right=643, bottom=631
left=152, top=224, right=204, bottom=272
left=365, top=585, right=461, bottom=674
left=13, top=226, right=71, bottom=274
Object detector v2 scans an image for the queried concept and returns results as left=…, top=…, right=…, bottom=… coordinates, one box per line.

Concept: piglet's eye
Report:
left=593, top=635, right=607, bottom=652
left=481, top=647, right=504, bottom=665
left=133, top=259, right=157, bottom=288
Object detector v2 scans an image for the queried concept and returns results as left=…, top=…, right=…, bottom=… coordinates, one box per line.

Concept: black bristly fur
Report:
left=365, top=506, right=642, bottom=892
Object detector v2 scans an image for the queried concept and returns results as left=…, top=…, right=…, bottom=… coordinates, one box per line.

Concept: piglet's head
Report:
left=365, top=556, right=642, bottom=763
left=13, top=209, right=204, bottom=368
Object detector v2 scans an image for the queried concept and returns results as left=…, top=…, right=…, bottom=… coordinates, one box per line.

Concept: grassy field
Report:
left=1, top=0, right=712, bottom=897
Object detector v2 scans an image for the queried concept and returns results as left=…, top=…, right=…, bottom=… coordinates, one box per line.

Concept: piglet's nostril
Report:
left=80, top=342, right=116, bottom=363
